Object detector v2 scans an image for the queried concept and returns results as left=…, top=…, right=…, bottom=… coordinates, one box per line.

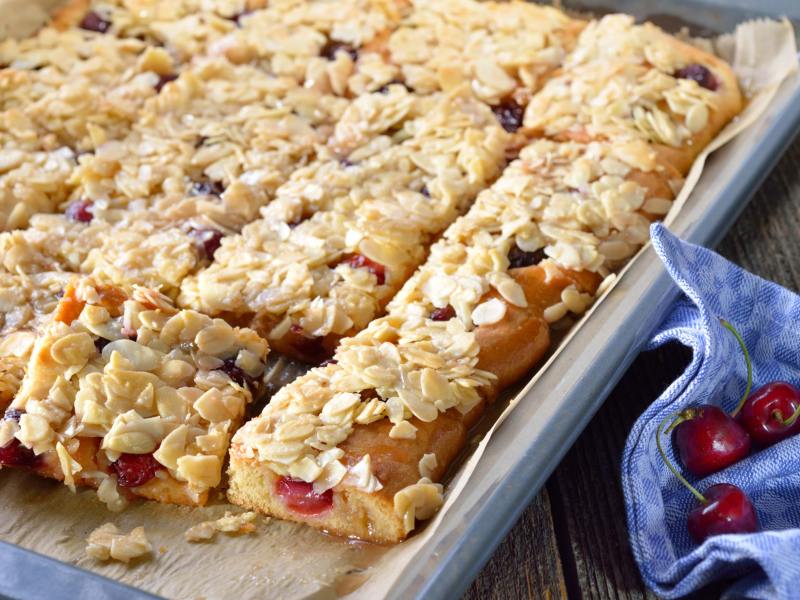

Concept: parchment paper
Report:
left=0, top=5, right=797, bottom=599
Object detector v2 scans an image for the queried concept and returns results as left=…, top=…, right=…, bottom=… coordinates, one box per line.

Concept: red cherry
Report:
left=508, top=244, right=545, bottom=269
left=319, top=39, right=358, bottom=62
left=154, top=73, right=178, bottom=93
left=275, top=477, right=333, bottom=516
left=674, top=64, right=719, bottom=91
left=285, top=324, right=329, bottom=365
left=491, top=98, right=525, bottom=133
left=65, top=200, right=94, bottom=223
left=112, top=453, right=161, bottom=487
left=673, top=405, right=751, bottom=477
left=79, top=11, right=112, bottom=33
left=187, top=226, right=224, bottom=260
left=657, top=414, right=760, bottom=545
left=736, top=382, right=800, bottom=447
left=216, top=357, right=259, bottom=393
left=670, top=320, right=754, bottom=476
left=430, top=305, right=455, bottom=321
left=687, top=483, right=759, bottom=542
left=0, top=438, right=39, bottom=467
left=338, top=253, right=386, bottom=285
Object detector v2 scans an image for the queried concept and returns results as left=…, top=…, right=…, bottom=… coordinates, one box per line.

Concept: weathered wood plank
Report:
left=467, top=137, right=800, bottom=598
left=549, top=342, right=689, bottom=600
left=464, top=488, right=568, bottom=600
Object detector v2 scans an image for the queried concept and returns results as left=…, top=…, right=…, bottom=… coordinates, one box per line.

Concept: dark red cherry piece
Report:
left=275, top=477, right=333, bottom=516
left=687, top=483, right=759, bottom=542
left=188, top=227, right=224, bottom=260
left=284, top=324, right=329, bottom=365
left=737, top=381, right=800, bottom=447
left=0, top=438, right=39, bottom=467
left=319, top=40, right=358, bottom=62
left=508, top=244, right=545, bottom=269
left=154, top=73, right=178, bottom=93
left=430, top=305, right=455, bottom=321
left=112, top=453, right=161, bottom=487
left=338, top=253, right=386, bottom=285
left=216, top=357, right=258, bottom=392
left=79, top=11, right=112, bottom=33
left=675, top=64, right=718, bottom=91
left=376, top=79, right=413, bottom=94
left=492, top=98, right=524, bottom=133
left=228, top=10, right=252, bottom=26
left=65, top=200, right=94, bottom=223
left=673, top=405, right=751, bottom=477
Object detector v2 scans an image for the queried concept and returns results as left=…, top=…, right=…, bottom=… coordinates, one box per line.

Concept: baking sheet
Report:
left=1, top=3, right=799, bottom=600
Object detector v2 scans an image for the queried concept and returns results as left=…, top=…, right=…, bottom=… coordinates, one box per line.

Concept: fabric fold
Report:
left=623, top=223, right=800, bottom=599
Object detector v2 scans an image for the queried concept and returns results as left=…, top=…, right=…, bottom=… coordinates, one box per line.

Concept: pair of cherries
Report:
left=657, top=320, right=800, bottom=543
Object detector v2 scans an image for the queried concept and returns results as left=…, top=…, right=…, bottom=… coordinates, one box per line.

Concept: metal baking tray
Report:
left=2, top=2, right=800, bottom=599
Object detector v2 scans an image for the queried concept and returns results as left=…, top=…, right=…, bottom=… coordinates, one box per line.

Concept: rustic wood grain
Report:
left=467, top=136, right=800, bottom=599
left=464, top=488, right=568, bottom=600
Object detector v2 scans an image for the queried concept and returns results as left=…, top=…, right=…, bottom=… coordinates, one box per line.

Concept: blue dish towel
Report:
left=623, top=223, right=800, bottom=599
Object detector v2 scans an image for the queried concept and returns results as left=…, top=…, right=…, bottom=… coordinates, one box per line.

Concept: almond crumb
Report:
left=86, top=523, right=152, bottom=563
left=185, top=511, right=257, bottom=543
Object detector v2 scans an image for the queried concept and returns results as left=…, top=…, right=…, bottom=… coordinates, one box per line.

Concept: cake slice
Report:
left=0, top=277, right=269, bottom=508
left=523, top=14, right=744, bottom=174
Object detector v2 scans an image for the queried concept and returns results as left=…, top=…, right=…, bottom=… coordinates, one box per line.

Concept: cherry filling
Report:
left=492, top=98, right=525, bottom=133
left=674, top=64, right=718, bottom=91
left=430, top=305, right=455, bottom=321
left=190, top=179, right=225, bottom=198
left=0, top=439, right=39, bottom=468
left=507, top=244, right=545, bottom=269
left=376, top=80, right=413, bottom=94
left=337, top=253, right=386, bottom=285
left=319, top=40, right=358, bottom=62
left=287, top=210, right=312, bottom=228
left=227, top=10, right=252, bottom=26
left=79, top=11, right=112, bottom=34
left=112, top=453, right=161, bottom=487
left=284, top=324, right=330, bottom=364
left=0, top=410, right=39, bottom=468
left=154, top=73, right=178, bottom=93
left=275, top=477, right=334, bottom=516
left=65, top=200, right=94, bottom=223
left=187, top=227, right=224, bottom=260
left=216, top=357, right=259, bottom=393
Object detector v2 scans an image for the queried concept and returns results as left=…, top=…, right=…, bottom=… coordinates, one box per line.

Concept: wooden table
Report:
left=465, top=136, right=800, bottom=599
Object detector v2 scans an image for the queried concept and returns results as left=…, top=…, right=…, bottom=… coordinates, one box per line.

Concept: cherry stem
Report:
left=721, top=320, right=752, bottom=418
left=656, top=413, right=707, bottom=504
left=772, top=403, right=800, bottom=427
